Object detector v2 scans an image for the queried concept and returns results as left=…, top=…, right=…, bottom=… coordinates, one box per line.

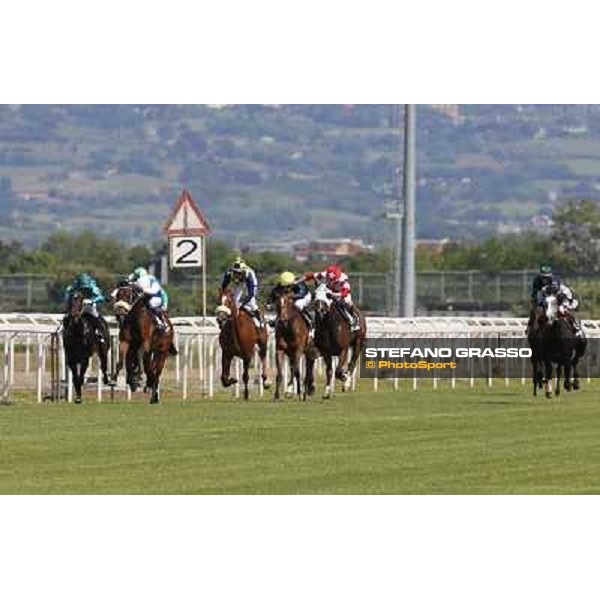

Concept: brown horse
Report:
left=62, top=291, right=110, bottom=403
left=271, top=290, right=316, bottom=401
left=313, top=284, right=366, bottom=399
left=216, top=289, right=270, bottom=400
left=113, top=283, right=175, bottom=404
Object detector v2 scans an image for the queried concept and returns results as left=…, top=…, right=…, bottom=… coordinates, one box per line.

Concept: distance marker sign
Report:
left=170, top=236, right=203, bottom=268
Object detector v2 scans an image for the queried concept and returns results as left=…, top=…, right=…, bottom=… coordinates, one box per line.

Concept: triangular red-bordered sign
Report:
left=163, top=189, right=211, bottom=236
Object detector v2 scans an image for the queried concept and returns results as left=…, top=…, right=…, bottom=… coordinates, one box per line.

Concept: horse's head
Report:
left=113, top=283, right=140, bottom=319
left=216, top=289, right=236, bottom=326
left=542, top=293, right=558, bottom=324
left=276, top=290, right=294, bottom=323
left=314, top=284, right=331, bottom=317
left=70, top=291, right=85, bottom=320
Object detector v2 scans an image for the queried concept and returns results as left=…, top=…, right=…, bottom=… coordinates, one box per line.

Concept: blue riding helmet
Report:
left=74, top=272, right=93, bottom=287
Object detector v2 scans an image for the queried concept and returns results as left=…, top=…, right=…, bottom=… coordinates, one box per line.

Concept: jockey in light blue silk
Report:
left=127, top=267, right=169, bottom=331
left=64, top=272, right=107, bottom=341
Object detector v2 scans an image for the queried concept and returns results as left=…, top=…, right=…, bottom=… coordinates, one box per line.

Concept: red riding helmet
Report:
left=326, top=265, right=341, bottom=282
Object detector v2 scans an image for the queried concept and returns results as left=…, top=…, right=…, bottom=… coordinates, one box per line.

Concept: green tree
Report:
left=552, top=199, right=600, bottom=271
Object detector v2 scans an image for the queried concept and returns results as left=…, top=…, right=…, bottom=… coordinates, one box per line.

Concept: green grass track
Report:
left=2, top=384, right=600, bottom=494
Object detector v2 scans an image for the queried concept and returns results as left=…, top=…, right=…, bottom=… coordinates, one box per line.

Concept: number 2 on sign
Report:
left=170, top=236, right=203, bottom=268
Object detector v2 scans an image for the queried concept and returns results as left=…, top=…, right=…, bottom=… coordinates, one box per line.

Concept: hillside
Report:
left=1, top=104, right=600, bottom=247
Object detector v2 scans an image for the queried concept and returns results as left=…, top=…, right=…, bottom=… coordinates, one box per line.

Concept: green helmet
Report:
left=130, top=267, right=148, bottom=282
left=539, top=263, right=552, bottom=275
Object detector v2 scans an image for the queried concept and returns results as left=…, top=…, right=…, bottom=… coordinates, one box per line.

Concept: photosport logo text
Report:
left=359, top=337, right=600, bottom=379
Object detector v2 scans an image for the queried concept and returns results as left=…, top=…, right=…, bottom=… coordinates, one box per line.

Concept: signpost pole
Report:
left=201, top=239, right=207, bottom=397
left=164, top=189, right=211, bottom=399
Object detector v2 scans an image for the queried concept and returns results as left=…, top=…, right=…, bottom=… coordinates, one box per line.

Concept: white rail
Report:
left=1, top=314, right=599, bottom=403
left=2, top=313, right=600, bottom=336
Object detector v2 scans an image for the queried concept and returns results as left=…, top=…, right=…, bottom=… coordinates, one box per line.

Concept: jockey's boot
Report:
left=301, top=308, right=314, bottom=330
left=152, top=308, right=167, bottom=332
left=340, top=305, right=359, bottom=332
left=92, top=316, right=107, bottom=344
left=570, top=316, right=584, bottom=337
left=252, top=309, right=265, bottom=329
left=347, top=306, right=360, bottom=332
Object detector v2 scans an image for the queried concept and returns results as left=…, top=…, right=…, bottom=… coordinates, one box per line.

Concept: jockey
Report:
left=127, top=267, right=169, bottom=331
left=65, top=272, right=105, bottom=317
left=268, top=271, right=313, bottom=329
left=526, top=262, right=561, bottom=334
left=303, top=264, right=360, bottom=332
left=531, top=263, right=561, bottom=308
left=557, top=281, right=583, bottom=337
left=219, top=256, right=265, bottom=328
left=64, top=272, right=107, bottom=341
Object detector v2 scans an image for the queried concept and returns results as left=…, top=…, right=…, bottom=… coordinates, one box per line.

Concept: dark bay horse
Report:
left=313, top=284, right=366, bottom=399
left=113, top=283, right=175, bottom=404
left=528, top=293, right=586, bottom=398
left=216, top=290, right=270, bottom=400
left=271, top=290, right=316, bottom=401
left=62, top=291, right=110, bottom=403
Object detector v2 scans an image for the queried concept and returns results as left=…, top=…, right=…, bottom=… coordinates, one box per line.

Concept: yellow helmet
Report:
left=279, top=271, right=295, bottom=286
left=232, top=256, right=248, bottom=274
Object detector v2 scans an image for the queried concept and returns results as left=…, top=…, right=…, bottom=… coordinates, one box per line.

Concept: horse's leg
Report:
left=285, top=352, right=296, bottom=397
left=67, top=357, right=81, bottom=403
left=99, top=338, right=110, bottom=385
left=126, top=347, right=141, bottom=392
left=114, top=339, right=128, bottom=382
left=572, top=356, right=580, bottom=390
left=221, top=351, right=236, bottom=387
left=336, top=346, right=349, bottom=382
left=572, top=341, right=584, bottom=390
left=242, top=357, right=250, bottom=401
left=149, top=350, right=168, bottom=404
left=563, top=357, right=572, bottom=392
left=555, top=362, right=562, bottom=397
left=544, top=360, right=553, bottom=399
left=274, top=349, right=284, bottom=400
left=304, top=355, right=315, bottom=399
left=258, top=340, right=271, bottom=389
left=77, top=356, right=90, bottom=402
left=323, top=354, right=333, bottom=400
left=142, top=347, right=156, bottom=395
left=292, top=349, right=302, bottom=400
left=531, top=357, right=537, bottom=397
left=346, top=338, right=362, bottom=379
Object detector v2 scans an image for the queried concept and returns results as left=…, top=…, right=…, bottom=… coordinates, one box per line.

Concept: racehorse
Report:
left=528, top=292, right=586, bottom=398
left=216, top=289, right=270, bottom=400
left=271, top=289, right=316, bottom=401
left=112, top=283, right=175, bottom=404
left=313, top=283, right=366, bottom=399
left=62, top=291, right=110, bottom=403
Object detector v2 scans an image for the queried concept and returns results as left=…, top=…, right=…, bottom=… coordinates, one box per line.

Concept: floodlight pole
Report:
left=400, top=104, right=416, bottom=317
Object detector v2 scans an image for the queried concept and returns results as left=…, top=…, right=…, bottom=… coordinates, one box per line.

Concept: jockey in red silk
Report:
left=303, top=264, right=360, bottom=332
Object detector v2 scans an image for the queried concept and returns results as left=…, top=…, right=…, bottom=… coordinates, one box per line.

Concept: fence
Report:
left=2, top=313, right=600, bottom=403
left=4, top=271, right=600, bottom=316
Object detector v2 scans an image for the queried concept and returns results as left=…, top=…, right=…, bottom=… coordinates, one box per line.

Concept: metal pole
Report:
left=391, top=104, right=403, bottom=317
left=394, top=207, right=403, bottom=316
left=401, top=104, right=416, bottom=317
left=202, top=239, right=207, bottom=322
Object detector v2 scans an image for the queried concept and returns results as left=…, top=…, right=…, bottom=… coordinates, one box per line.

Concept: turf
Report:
left=2, top=384, right=600, bottom=494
